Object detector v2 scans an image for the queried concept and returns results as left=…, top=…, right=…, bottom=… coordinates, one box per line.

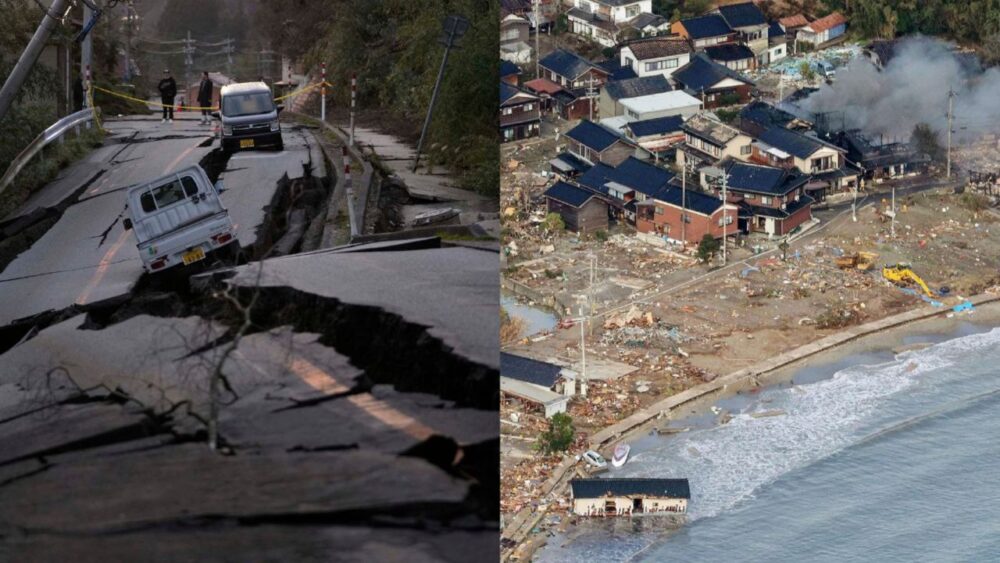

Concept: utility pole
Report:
left=681, top=157, right=689, bottom=244
left=82, top=2, right=93, bottom=92
left=183, top=30, right=194, bottom=89
left=123, top=2, right=132, bottom=83
left=721, top=171, right=730, bottom=265
left=946, top=88, right=955, bottom=179
left=533, top=0, right=540, bottom=79
left=588, top=74, right=595, bottom=121
left=580, top=316, right=587, bottom=396
left=413, top=15, right=469, bottom=172
left=0, top=0, right=71, bottom=122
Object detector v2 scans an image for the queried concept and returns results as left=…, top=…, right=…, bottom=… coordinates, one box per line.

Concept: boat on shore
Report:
left=611, top=443, right=630, bottom=467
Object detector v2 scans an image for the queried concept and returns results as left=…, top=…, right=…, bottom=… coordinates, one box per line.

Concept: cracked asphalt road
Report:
left=0, top=114, right=499, bottom=560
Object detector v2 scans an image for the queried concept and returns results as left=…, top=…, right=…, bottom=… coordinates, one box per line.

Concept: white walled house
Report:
left=571, top=478, right=690, bottom=516
left=566, top=0, right=654, bottom=47
left=620, top=90, right=702, bottom=122
left=620, top=37, right=693, bottom=79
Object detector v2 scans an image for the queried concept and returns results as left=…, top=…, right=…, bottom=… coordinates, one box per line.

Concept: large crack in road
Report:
left=0, top=122, right=498, bottom=554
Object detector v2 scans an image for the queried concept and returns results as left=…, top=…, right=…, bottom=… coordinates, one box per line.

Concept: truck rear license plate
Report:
left=239, top=139, right=254, bottom=148
left=182, top=247, right=206, bottom=265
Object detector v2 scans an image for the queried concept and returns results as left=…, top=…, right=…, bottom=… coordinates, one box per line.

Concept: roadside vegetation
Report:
left=251, top=0, right=499, bottom=196
left=536, top=412, right=575, bottom=455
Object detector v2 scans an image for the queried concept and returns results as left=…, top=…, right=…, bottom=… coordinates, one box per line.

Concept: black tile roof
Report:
left=722, top=160, right=809, bottom=196
left=742, top=193, right=814, bottom=219
left=738, top=101, right=799, bottom=130
left=597, top=59, right=639, bottom=81
left=566, top=120, right=624, bottom=152
left=608, top=157, right=674, bottom=197
left=626, top=115, right=685, bottom=137
left=577, top=162, right=616, bottom=195
left=500, top=60, right=522, bottom=78
left=603, top=75, right=672, bottom=101
left=705, top=43, right=755, bottom=62
left=544, top=180, right=598, bottom=208
left=540, top=48, right=600, bottom=81
left=500, top=352, right=564, bottom=387
left=656, top=184, right=727, bottom=215
left=679, top=14, right=732, bottom=39
left=500, top=82, right=536, bottom=105
left=716, top=2, right=767, bottom=28
left=553, top=151, right=593, bottom=174
left=673, top=53, right=752, bottom=93
left=629, top=12, right=669, bottom=30
left=571, top=478, right=691, bottom=499
left=758, top=127, right=836, bottom=159
left=768, top=21, right=786, bottom=38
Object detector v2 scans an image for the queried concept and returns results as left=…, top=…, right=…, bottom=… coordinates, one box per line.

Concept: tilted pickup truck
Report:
left=123, top=165, right=239, bottom=273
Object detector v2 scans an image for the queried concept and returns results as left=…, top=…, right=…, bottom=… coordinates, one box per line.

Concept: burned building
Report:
left=829, top=129, right=930, bottom=181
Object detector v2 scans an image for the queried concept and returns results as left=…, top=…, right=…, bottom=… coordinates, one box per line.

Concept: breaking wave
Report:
left=615, top=327, right=1000, bottom=522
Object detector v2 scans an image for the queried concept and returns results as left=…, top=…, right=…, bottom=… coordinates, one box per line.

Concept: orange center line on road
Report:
left=288, top=357, right=435, bottom=441
left=75, top=229, right=130, bottom=305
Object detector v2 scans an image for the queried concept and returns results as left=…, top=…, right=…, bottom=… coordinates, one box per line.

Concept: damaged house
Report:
left=634, top=179, right=739, bottom=244
left=599, top=75, right=673, bottom=118
left=536, top=49, right=609, bottom=119
left=623, top=115, right=686, bottom=160
left=565, top=0, right=654, bottom=48
left=500, top=82, right=541, bottom=142
left=543, top=180, right=610, bottom=235
left=500, top=352, right=576, bottom=418
left=831, top=129, right=931, bottom=181
left=619, top=36, right=693, bottom=79
left=672, top=53, right=754, bottom=109
left=751, top=126, right=857, bottom=202
left=570, top=478, right=690, bottom=516
left=677, top=112, right=754, bottom=168
left=708, top=159, right=813, bottom=237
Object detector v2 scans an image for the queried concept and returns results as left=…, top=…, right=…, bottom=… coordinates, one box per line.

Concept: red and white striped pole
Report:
left=343, top=145, right=358, bottom=235
left=349, top=72, right=356, bottom=146
left=320, top=62, right=326, bottom=122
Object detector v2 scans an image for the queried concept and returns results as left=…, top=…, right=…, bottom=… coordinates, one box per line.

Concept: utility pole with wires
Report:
left=183, top=30, right=196, bottom=88
left=533, top=0, right=540, bottom=79
left=413, top=14, right=469, bottom=172
left=721, top=170, right=730, bottom=265
left=589, top=74, right=597, bottom=121
left=0, top=0, right=72, bottom=122
left=946, top=88, right=955, bottom=179
left=578, top=314, right=587, bottom=397
left=681, top=157, right=692, bottom=244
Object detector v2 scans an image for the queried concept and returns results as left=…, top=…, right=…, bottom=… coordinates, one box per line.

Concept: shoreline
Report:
left=502, top=295, right=1000, bottom=561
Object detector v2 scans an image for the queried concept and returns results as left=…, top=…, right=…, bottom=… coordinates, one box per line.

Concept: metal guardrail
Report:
left=0, top=108, right=97, bottom=197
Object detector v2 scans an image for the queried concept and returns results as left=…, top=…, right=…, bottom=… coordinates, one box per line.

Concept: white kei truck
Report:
left=122, top=165, right=238, bottom=273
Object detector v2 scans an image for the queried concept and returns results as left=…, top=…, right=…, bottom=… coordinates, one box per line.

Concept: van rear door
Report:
left=129, top=171, right=225, bottom=244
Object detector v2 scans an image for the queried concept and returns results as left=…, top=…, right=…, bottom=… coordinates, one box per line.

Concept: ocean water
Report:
left=537, top=325, right=1000, bottom=562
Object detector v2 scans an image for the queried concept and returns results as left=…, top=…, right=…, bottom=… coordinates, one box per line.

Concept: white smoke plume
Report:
left=803, top=36, right=1000, bottom=143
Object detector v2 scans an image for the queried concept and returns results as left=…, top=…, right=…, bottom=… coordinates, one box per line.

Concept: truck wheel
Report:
left=274, top=136, right=284, bottom=151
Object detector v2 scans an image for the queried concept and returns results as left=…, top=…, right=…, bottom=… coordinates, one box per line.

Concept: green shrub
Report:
left=536, top=412, right=575, bottom=455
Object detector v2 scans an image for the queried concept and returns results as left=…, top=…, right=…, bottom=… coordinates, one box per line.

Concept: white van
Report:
left=122, top=165, right=238, bottom=273
left=213, top=82, right=284, bottom=152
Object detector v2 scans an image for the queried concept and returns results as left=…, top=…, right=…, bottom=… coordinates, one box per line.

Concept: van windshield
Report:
left=222, top=92, right=274, bottom=117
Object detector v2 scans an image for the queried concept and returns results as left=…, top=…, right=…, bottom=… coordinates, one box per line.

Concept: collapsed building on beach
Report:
left=570, top=478, right=691, bottom=516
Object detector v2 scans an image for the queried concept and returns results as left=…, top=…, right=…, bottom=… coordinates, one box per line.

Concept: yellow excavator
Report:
left=882, top=264, right=936, bottom=297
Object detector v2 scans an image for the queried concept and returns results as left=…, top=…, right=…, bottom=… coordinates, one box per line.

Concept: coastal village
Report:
left=499, top=0, right=1000, bottom=560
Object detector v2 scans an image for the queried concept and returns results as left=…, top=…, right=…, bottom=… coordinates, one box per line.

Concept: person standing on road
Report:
left=197, top=71, right=213, bottom=125
left=158, top=69, right=177, bottom=123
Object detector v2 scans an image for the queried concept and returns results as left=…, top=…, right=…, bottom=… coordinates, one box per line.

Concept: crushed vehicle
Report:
left=213, top=81, right=284, bottom=152
left=123, top=164, right=238, bottom=273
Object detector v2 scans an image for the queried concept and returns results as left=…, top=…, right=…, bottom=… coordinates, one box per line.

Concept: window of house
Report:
left=745, top=193, right=755, bottom=199
left=655, top=206, right=664, bottom=215
left=761, top=196, right=772, bottom=205
left=811, top=155, right=833, bottom=171
left=502, top=28, right=519, bottom=41
left=624, top=57, right=633, bottom=68
left=682, top=214, right=691, bottom=223
left=627, top=109, right=639, bottom=119
left=665, top=58, right=678, bottom=68
left=626, top=5, right=640, bottom=17
left=502, top=107, right=513, bottom=115
left=503, top=128, right=514, bottom=141
left=775, top=47, right=784, bottom=56
left=524, top=103, right=533, bottom=111
left=711, top=144, right=720, bottom=156
left=741, top=144, right=752, bottom=155
left=718, top=215, right=734, bottom=226
left=707, top=93, right=716, bottom=101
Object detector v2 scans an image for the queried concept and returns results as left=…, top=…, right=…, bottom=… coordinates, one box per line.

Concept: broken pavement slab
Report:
left=192, top=244, right=500, bottom=410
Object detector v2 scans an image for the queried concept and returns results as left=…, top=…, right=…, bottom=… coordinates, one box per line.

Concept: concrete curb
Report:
left=317, top=121, right=373, bottom=240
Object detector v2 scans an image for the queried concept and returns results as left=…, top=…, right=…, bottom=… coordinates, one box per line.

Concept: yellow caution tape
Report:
left=91, top=81, right=333, bottom=112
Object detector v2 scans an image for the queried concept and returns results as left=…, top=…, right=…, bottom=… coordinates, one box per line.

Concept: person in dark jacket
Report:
left=158, top=69, right=177, bottom=123
left=197, top=71, right=213, bottom=125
